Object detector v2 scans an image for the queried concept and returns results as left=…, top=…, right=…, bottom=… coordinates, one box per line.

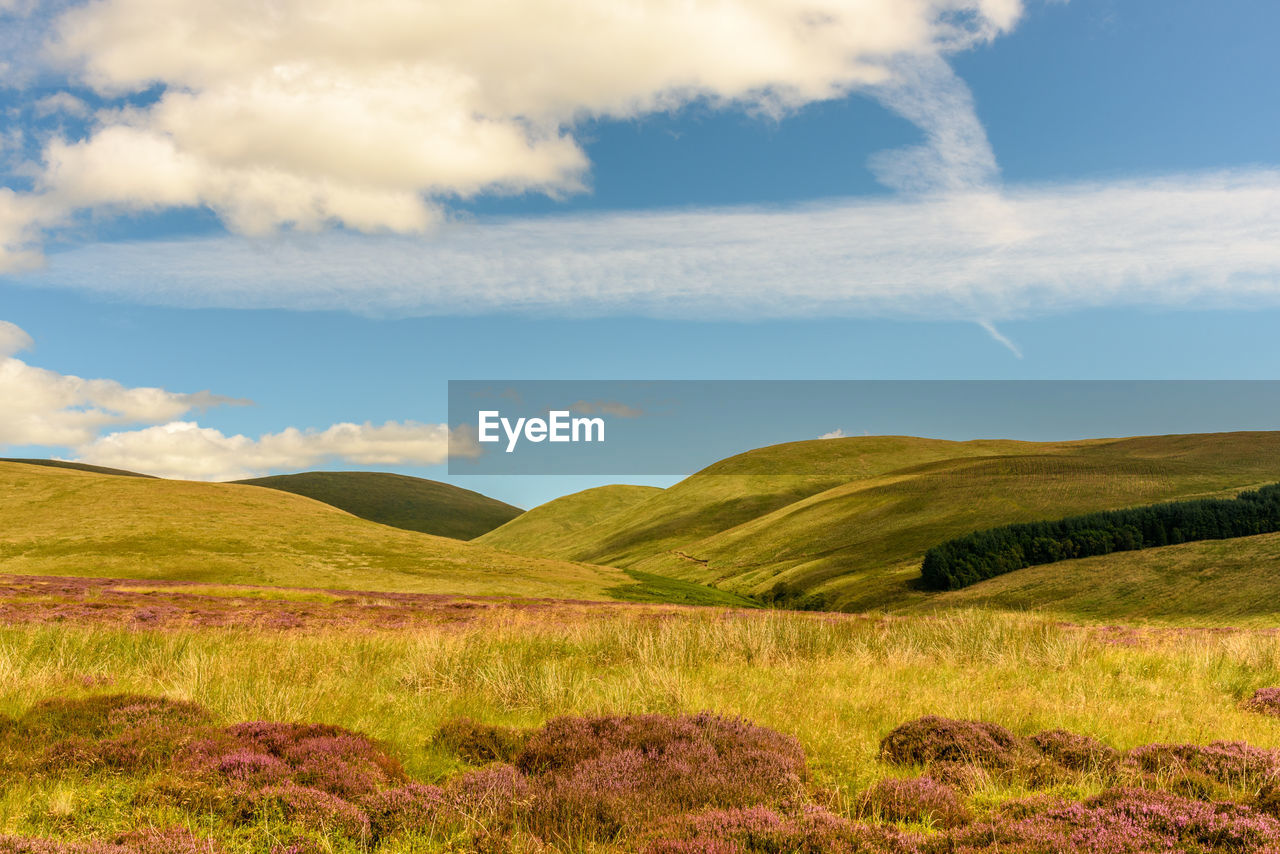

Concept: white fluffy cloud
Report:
left=0, top=321, right=459, bottom=478
left=23, top=169, right=1280, bottom=321
left=0, top=319, right=33, bottom=357
left=0, top=0, right=1021, bottom=262
left=0, top=189, right=49, bottom=272
left=0, top=322, right=244, bottom=447
left=74, top=420, right=454, bottom=481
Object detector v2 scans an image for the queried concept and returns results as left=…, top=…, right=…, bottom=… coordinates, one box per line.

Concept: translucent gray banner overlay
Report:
left=447, top=381, right=1280, bottom=475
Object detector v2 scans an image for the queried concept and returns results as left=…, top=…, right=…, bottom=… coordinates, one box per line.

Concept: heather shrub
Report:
left=140, top=718, right=428, bottom=840
left=516, top=713, right=804, bottom=780
left=922, top=761, right=991, bottom=794
left=1028, top=728, right=1119, bottom=772
left=1244, top=688, right=1280, bottom=718
left=447, top=763, right=533, bottom=820
left=1089, top=787, right=1280, bottom=850
left=435, top=718, right=527, bottom=765
left=1126, top=741, right=1279, bottom=788
left=934, top=787, right=1280, bottom=854
left=252, top=783, right=371, bottom=840
left=108, top=828, right=224, bottom=854
left=361, top=782, right=450, bottom=840
left=643, top=805, right=919, bottom=854
left=12, top=695, right=215, bottom=773
left=0, top=828, right=222, bottom=854
left=1255, top=783, right=1280, bottom=819
left=513, top=714, right=806, bottom=840
left=879, top=717, right=1022, bottom=770
left=181, top=721, right=406, bottom=799
left=860, top=777, right=971, bottom=828
left=14, top=695, right=213, bottom=741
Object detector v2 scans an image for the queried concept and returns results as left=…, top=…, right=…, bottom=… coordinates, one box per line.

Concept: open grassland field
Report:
left=0, top=574, right=753, bottom=631
left=0, top=462, right=688, bottom=603
left=485, top=432, right=1280, bottom=615
left=235, top=472, right=523, bottom=540
left=4, top=596, right=1280, bottom=851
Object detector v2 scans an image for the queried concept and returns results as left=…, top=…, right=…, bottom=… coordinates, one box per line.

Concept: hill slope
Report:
left=236, top=471, right=521, bottom=539
left=492, top=432, right=1280, bottom=613
left=0, top=458, right=153, bottom=478
left=0, top=462, right=632, bottom=601
left=507, top=437, right=1046, bottom=566
left=917, top=530, right=1280, bottom=625
left=477, top=484, right=662, bottom=554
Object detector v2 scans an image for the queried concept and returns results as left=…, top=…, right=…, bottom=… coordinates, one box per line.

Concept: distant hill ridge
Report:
left=0, top=458, right=154, bottom=478
left=0, top=460, right=524, bottom=541
left=236, top=471, right=522, bottom=540
left=0, top=460, right=750, bottom=606
left=483, top=431, right=1280, bottom=615
left=8, top=431, right=1280, bottom=622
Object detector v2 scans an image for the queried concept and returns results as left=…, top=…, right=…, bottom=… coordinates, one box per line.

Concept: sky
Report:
left=1, top=0, right=1279, bottom=508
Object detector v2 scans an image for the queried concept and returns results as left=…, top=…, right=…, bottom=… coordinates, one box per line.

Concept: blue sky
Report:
left=2, top=0, right=1279, bottom=508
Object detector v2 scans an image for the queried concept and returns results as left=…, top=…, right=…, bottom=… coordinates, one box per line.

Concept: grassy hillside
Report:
left=506, top=437, right=1047, bottom=566
left=0, top=458, right=153, bottom=478
left=236, top=471, right=521, bottom=539
left=0, top=461, right=634, bottom=600
left=918, top=530, right=1280, bottom=625
left=477, top=484, right=662, bottom=554
left=494, top=432, right=1280, bottom=613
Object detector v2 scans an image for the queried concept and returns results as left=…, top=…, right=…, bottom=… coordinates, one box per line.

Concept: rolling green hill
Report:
left=0, top=458, right=153, bottom=478
left=917, top=530, right=1280, bottom=625
left=488, top=432, right=1280, bottom=614
left=487, top=437, right=1046, bottom=566
left=477, top=484, right=662, bottom=554
left=236, top=471, right=521, bottom=540
left=0, top=461, right=736, bottom=603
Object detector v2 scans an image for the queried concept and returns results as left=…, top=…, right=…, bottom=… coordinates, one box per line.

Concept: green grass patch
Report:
left=605, top=568, right=762, bottom=608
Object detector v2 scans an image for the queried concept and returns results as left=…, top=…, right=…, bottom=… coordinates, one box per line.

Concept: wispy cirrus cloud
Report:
left=18, top=169, right=1280, bottom=322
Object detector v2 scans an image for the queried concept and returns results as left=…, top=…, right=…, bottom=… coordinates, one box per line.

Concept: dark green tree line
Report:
left=921, top=483, right=1280, bottom=590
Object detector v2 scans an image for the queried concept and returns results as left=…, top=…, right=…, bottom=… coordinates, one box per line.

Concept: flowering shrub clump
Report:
left=912, top=787, right=1280, bottom=854
left=446, top=763, right=533, bottom=819
left=1, top=695, right=465, bottom=848
left=14, top=697, right=1280, bottom=853
left=161, top=719, right=432, bottom=841
left=1126, top=741, right=1279, bottom=790
left=879, top=717, right=1022, bottom=770
left=1028, top=728, right=1119, bottom=772
left=433, top=718, right=526, bottom=765
left=362, top=783, right=448, bottom=839
left=642, top=805, right=919, bottom=854
left=252, top=782, right=372, bottom=840
left=508, top=713, right=807, bottom=840
left=5, top=695, right=214, bottom=773
left=1244, top=688, right=1280, bottom=718
left=922, top=761, right=991, bottom=794
left=0, top=828, right=222, bottom=854
left=860, top=777, right=971, bottom=828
